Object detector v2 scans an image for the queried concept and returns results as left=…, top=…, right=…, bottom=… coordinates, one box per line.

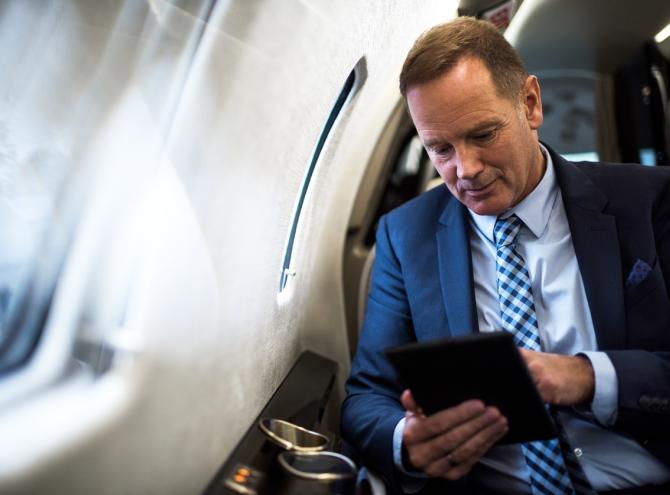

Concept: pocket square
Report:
left=626, top=259, right=652, bottom=289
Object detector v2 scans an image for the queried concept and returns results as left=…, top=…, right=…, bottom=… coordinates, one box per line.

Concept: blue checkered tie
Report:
left=494, top=215, right=594, bottom=495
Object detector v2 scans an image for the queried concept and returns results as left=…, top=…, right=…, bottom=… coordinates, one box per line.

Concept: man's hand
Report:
left=400, top=389, right=508, bottom=480
left=519, top=349, right=595, bottom=406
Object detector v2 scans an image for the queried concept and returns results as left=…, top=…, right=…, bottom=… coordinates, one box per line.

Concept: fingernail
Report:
left=485, top=408, right=500, bottom=420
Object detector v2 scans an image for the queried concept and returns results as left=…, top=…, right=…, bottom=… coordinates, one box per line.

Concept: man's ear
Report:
left=522, top=75, right=543, bottom=130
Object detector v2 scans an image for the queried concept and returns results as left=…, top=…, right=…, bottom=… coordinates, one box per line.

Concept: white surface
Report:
left=0, top=1, right=457, bottom=494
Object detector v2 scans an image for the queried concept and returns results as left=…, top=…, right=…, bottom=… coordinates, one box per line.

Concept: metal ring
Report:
left=258, top=418, right=329, bottom=452
left=446, top=452, right=458, bottom=467
left=277, top=451, right=357, bottom=481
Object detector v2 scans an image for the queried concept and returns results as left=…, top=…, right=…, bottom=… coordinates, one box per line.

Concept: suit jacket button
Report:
left=639, top=395, right=652, bottom=410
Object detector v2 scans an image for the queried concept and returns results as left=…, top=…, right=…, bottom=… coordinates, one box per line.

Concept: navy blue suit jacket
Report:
left=342, top=148, right=670, bottom=492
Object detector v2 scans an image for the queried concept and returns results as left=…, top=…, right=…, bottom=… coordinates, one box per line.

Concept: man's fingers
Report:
left=425, top=406, right=502, bottom=458
left=423, top=450, right=467, bottom=478
left=518, top=347, right=535, bottom=359
left=517, top=349, right=595, bottom=405
left=416, top=410, right=508, bottom=478
left=401, top=389, right=419, bottom=413
left=404, top=399, right=485, bottom=444
left=406, top=406, right=506, bottom=471
left=441, top=414, right=509, bottom=480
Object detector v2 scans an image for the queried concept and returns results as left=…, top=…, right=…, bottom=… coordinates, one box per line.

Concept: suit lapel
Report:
left=436, top=197, right=478, bottom=337
left=552, top=153, right=626, bottom=350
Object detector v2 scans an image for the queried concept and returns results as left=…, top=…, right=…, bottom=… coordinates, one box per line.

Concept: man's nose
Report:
left=453, top=146, right=484, bottom=179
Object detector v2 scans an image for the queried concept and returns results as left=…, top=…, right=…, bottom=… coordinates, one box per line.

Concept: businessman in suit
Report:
left=342, top=17, right=670, bottom=494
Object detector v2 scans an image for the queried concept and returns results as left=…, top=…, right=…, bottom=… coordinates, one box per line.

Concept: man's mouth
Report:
left=462, top=179, right=496, bottom=197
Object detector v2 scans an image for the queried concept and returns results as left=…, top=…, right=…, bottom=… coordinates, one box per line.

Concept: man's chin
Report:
left=463, top=198, right=507, bottom=217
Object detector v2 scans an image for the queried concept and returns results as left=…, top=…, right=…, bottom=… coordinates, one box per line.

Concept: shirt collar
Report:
left=468, top=144, right=558, bottom=242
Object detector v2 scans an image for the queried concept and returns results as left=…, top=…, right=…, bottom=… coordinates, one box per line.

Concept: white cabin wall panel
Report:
left=284, top=0, right=457, bottom=393
left=152, top=3, right=345, bottom=472
left=0, top=1, right=457, bottom=494
left=152, top=1, right=455, bottom=486
left=159, top=1, right=341, bottom=463
left=151, top=0, right=458, bottom=490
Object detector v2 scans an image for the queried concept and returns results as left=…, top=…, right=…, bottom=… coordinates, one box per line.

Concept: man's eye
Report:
left=433, top=146, right=453, bottom=156
left=473, top=130, right=495, bottom=142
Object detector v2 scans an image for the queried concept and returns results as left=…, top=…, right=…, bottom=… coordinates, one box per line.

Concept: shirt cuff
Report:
left=579, top=351, right=618, bottom=426
left=393, top=417, right=428, bottom=493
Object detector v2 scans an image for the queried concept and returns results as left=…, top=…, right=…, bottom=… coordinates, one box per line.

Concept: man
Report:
left=342, top=17, right=670, bottom=495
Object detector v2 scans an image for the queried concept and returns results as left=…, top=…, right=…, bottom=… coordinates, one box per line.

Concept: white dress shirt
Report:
left=393, top=146, right=670, bottom=493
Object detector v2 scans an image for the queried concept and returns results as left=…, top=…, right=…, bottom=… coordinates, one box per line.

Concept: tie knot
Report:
left=494, top=215, right=523, bottom=248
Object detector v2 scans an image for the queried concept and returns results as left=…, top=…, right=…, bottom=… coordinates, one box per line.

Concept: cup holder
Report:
left=258, top=418, right=329, bottom=452
left=277, top=451, right=357, bottom=494
left=278, top=451, right=357, bottom=480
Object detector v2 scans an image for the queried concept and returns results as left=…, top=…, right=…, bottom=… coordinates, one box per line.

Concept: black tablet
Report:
left=385, top=331, right=556, bottom=444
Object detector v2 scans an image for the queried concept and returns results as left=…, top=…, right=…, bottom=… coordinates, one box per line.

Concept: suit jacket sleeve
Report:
left=340, top=191, right=471, bottom=493
left=340, top=214, right=413, bottom=485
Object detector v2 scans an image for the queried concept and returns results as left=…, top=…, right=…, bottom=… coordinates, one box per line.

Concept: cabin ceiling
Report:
left=506, top=0, right=670, bottom=73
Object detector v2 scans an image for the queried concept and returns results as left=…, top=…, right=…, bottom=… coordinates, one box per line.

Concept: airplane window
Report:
left=561, top=151, right=600, bottom=162
left=537, top=73, right=600, bottom=162
left=639, top=148, right=657, bottom=166
left=0, top=1, right=213, bottom=378
left=279, top=69, right=357, bottom=292
left=0, top=254, right=60, bottom=375
left=0, top=2, right=72, bottom=372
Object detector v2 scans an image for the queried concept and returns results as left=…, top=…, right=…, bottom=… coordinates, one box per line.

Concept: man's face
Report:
left=406, top=57, right=545, bottom=216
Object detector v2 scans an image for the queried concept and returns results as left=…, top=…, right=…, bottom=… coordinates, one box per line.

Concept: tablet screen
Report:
left=385, top=331, right=557, bottom=444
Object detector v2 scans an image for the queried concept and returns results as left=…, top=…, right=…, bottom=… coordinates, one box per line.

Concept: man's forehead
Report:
left=408, top=94, right=510, bottom=134
left=406, top=70, right=501, bottom=118
left=406, top=56, right=493, bottom=94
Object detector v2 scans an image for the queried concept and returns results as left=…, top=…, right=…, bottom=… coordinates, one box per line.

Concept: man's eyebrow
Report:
left=466, top=119, right=504, bottom=135
left=423, top=138, right=448, bottom=149
left=421, top=119, right=504, bottom=149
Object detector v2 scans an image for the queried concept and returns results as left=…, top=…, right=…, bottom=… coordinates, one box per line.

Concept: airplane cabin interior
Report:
left=0, top=0, right=669, bottom=494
